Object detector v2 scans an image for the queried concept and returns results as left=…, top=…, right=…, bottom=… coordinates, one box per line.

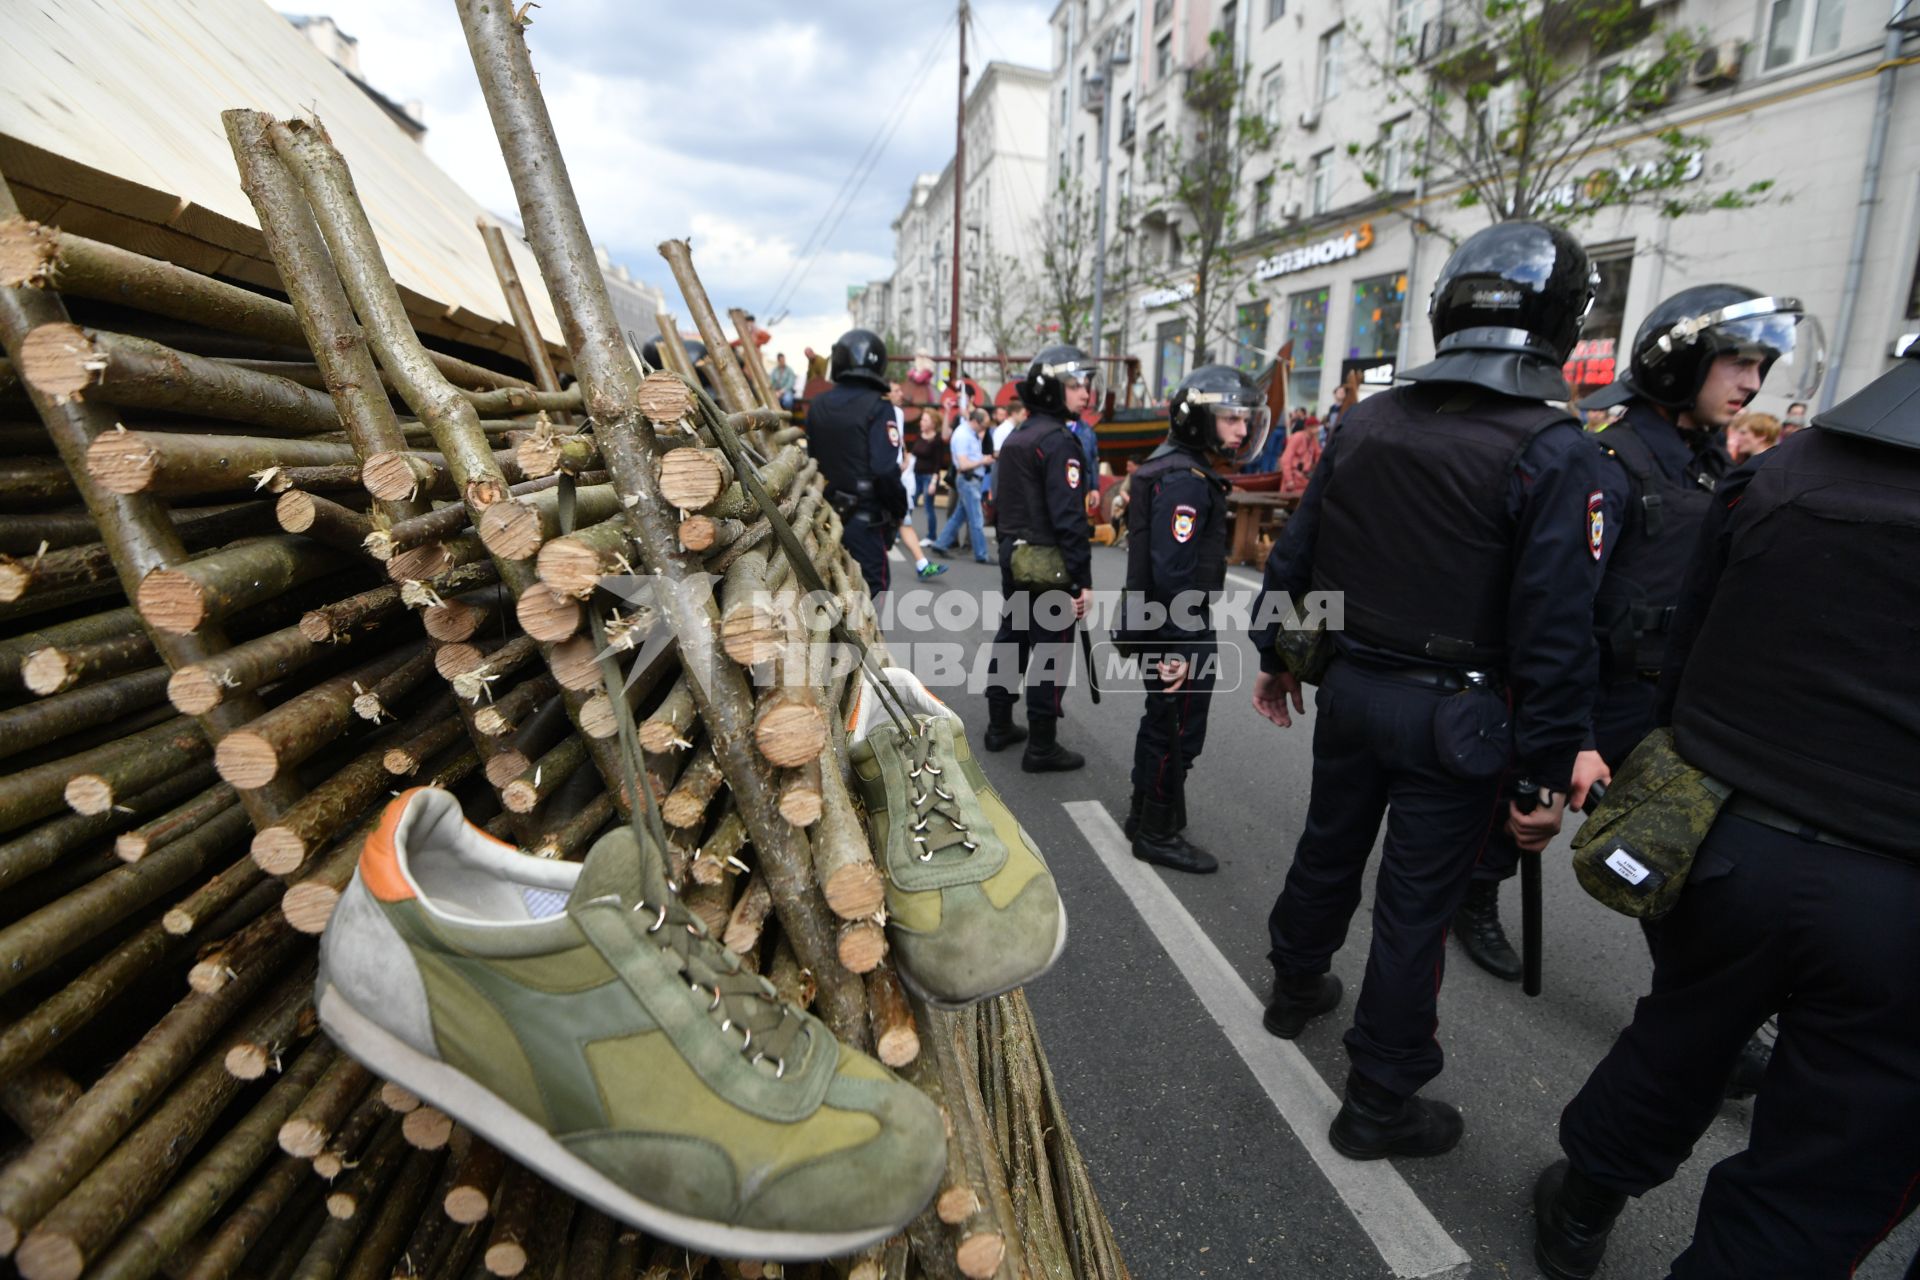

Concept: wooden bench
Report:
left=1227, top=490, right=1297, bottom=567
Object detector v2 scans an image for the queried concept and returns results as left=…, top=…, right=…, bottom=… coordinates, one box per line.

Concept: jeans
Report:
left=931, top=476, right=987, bottom=559
left=915, top=474, right=942, bottom=540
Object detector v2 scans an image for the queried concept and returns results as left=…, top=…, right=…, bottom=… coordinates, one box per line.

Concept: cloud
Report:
left=283, top=0, right=1053, bottom=357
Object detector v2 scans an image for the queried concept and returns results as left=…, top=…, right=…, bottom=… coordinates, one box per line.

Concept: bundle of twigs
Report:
left=0, top=4, right=1129, bottom=1278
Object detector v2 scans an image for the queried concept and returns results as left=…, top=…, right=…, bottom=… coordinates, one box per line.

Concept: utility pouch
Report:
left=1009, top=542, right=1072, bottom=590
left=1273, top=602, right=1334, bottom=686
left=1431, top=681, right=1512, bottom=780
left=1570, top=728, right=1729, bottom=920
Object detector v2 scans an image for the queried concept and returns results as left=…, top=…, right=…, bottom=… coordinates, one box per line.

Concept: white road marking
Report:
left=1062, top=800, right=1473, bottom=1280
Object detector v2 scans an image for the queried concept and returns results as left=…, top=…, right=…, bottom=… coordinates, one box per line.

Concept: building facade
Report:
left=1048, top=0, right=1920, bottom=416
left=852, top=62, right=1052, bottom=375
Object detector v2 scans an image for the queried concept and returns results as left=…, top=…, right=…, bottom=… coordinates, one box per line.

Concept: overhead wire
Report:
left=762, top=11, right=959, bottom=321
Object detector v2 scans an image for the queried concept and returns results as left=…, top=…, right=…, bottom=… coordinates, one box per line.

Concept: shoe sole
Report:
left=316, top=983, right=916, bottom=1259
left=894, top=896, right=1071, bottom=1013
left=1327, top=1121, right=1463, bottom=1161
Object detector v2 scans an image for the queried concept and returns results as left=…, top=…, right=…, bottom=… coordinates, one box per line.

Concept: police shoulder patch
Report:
left=1064, top=457, right=1082, bottom=489
left=1172, top=504, right=1197, bottom=544
left=1587, top=489, right=1605, bottom=561
left=887, top=425, right=901, bottom=448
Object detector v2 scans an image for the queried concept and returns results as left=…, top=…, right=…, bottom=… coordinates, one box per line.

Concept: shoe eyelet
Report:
left=919, top=850, right=934, bottom=862
left=962, top=839, right=979, bottom=851
left=646, top=904, right=668, bottom=933
left=738, top=1026, right=752, bottom=1052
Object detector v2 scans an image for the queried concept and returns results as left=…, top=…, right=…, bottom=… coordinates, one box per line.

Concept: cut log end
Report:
left=224, top=1043, right=273, bottom=1080
left=63, top=774, right=114, bottom=815
left=501, top=780, right=539, bottom=814
left=478, top=499, right=544, bottom=562
left=136, top=568, right=209, bottom=635
left=484, top=751, right=532, bottom=792
left=484, top=1242, right=529, bottom=1278
left=936, top=1185, right=982, bottom=1225
left=658, top=449, right=728, bottom=510
left=85, top=430, right=161, bottom=495
left=444, top=1186, right=493, bottom=1224
left=188, top=956, right=235, bottom=994
left=550, top=638, right=601, bottom=691
left=423, top=599, right=482, bottom=642
left=515, top=584, right=580, bottom=643
left=534, top=538, right=604, bottom=599
left=16, top=321, right=98, bottom=399
left=380, top=1082, right=422, bottom=1113
left=824, top=864, right=886, bottom=921
left=115, top=832, right=150, bottom=863
left=580, top=694, right=617, bottom=740
left=388, top=542, right=455, bottom=585
left=875, top=1024, right=920, bottom=1069
left=279, top=1117, right=329, bottom=1159
left=434, top=642, right=486, bottom=681
left=20, top=648, right=75, bottom=696
left=754, top=701, right=827, bottom=769
left=678, top=514, right=719, bottom=552
left=214, top=731, right=281, bottom=790
left=362, top=529, right=395, bottom=561
left=0, top=216, right=60, bottom=289
left=402, top=1105, right=454, bottom=1149
left=955, top=1232, right=1006, bottom=1279
left=275, top=489, right=321, bottom=532
left=252, top=827, right=309, bottom=876
left=325, top=1190, right=358, bottom=1221
left=12, top=1229, right=84, bottom=1280
left=636, top=371, right=694, bottom=424
left=298, top=613, right=336, bottom=644
left=168, top=665, right=224, bottom=714
left=283, top=882, right=342, bottom=934
left=160, top=906, right=199, bottom=935
left=836, top=921, right=887, bottom=975
left=364, top=452, right=431, bottom=502
left=351, top=692, right=385, bottom=722
left=384, top=748, right=423, bottom=776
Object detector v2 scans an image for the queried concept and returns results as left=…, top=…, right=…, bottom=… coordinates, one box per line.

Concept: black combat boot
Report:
left=1262, top=971, right=1342, bottom=1039
left=1454, top=879, right=1522, bottom=982
left=1724, top=1033, right=1772, bottom=1100
left=1123, top=789, right=1143, bottom=839
left=1533, top=1159, right=1628, bottom=1280
left=1020, top=715, right=1084, bottom=773
left=1329, top=1070, right=1464, bottom=1160
left=1131, top=798, right=1218, bottom=874
left=1173, top=784, right=1212, bottom=863
left=983, top=700, right=1027, bottom=753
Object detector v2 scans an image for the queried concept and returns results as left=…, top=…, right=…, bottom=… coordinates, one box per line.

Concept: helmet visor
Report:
left=1188, top=387, right=1272, bottom=465
left=1713, top=311, right=1825, bottom=405
left=1045, top=359, right=1102, bottom=396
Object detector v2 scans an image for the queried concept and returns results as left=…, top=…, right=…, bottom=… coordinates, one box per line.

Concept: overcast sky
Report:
left=294, top=0, right=1054, bottom=366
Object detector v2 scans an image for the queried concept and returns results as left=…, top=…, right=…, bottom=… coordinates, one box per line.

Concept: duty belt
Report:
left=1348, top=656, right=1499, bottom=693
left=1723, top=793, right=1876, bottom=855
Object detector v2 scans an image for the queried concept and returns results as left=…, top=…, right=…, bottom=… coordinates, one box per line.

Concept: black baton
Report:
left=1514, top=779, right=1545, bottom=998
left=1077, top=624, right=1101, bottom=704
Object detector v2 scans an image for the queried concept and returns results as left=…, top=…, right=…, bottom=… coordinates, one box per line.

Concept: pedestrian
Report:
left=1533, top=341, right=1919, bottom=1280
left=983, top=345, right=1100, bottom=772
left=926, top=407, right=993, bottom=563
left=883, top=383, right=947, bottom=581
left=810, top=329, right=911, bottom=601
left=769, top=351, right=797, bottom=409
left=908, top=407, right=950, bottom=540
left=1276, top=411, right=1322, bottom=499
left=1453, top=287, right=1820, bottom=1088
left=1117, top=365, right=1269, bottom=874
left=1248, top=222, right=1606, bottom=1158
left=1724, top=409, right=1782, bottom=463
left=1781, top=399, right=1809, bottom=434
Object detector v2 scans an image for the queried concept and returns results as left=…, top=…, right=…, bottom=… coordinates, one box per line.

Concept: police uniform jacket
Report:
left=994, top=411, right=1095, bottom=590
left=1590, top=400, right=1730, bottom=679
left=1116, top=441, right=1229, bottom=665
left=807, top=378, right=909, bottom=523
left=1251, top=381, right=1605, bottom=791
left=1657, top=429, right=1920, bottom=859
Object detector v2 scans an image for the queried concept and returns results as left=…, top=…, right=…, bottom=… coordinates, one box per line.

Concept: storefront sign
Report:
left=1138, top=283, right=1195, bottom=312
left=1254, top=223, right=1375, bottom=281
left=1341, top=356, right=1396, bottom=386
left=1543, top=152, right=1704, bottom=213
left=1563, top=337, right=1617, bottom=390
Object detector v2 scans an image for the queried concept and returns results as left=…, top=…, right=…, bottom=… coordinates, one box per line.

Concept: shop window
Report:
left=1235, top=301, right=1272, bottom=373
left=1762, top=0, right=1845, bottom=71
left=1155, top=319, right=1189, bottom=401
left=1563, top=246, right=1634, bottom=399
left=1287, top=287, right=1330, bottom=405
left=1348, top=272, right=1407, bottom=361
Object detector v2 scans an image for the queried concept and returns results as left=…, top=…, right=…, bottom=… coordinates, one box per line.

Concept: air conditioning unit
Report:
left=1298, top=107, right=1321, bottom=130
left=1419, top=19, right=1458, bottom=61
left=1281, top=200, right=1304, bottom=222
left=1689, top=41, right=1744, bottom=88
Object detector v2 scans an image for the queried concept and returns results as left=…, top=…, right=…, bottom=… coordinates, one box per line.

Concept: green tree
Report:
left=967, top=227, right=1035, bottom=383
left=1351, top=0, right=1773, bottom=230
left=1034, top=178, right=1099, bottom=346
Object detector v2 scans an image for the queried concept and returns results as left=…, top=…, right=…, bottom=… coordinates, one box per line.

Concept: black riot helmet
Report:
left=1581, top=284, right=1825, bottom=412
left=1811, top=336, right=1920, bottom=452
left=1400, top=220, right=1596, bottom=401
left=1169, top=364, right=1272, bottom=466
left=1018, top=343, right=1100, bottom=416
left=829, top=329, right=889, bottom=390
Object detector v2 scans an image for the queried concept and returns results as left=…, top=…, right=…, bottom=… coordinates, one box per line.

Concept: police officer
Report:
left=1533, top=343, right=1920, bottom=1280
left=1249, top=222, right=1606, bottom=1158
left=983, top=344, right=1099, bottom=772
left=808, top=329, right=909, bottom=600
left=1117, top=365, right=1268, bottom=874
left=1457, top=286, right=1821, bottom=990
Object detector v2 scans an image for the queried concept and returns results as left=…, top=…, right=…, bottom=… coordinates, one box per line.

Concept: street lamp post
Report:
left=1087, top=36, right=1129, bottom=361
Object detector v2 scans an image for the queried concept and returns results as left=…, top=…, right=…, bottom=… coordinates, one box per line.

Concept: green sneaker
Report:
left=846, top=668, right=1067, bottom=1009
left=316, top=788, right=945, bottom=1259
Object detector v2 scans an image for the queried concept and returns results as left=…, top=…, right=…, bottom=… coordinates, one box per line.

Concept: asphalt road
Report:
left=883, top=538, right=1917, bottom=1280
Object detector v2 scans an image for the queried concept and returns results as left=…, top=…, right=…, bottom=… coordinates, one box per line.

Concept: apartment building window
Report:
left=1391, top=0, right=1425, bottom=49
left=1253, top=176, right=1274, bottom=231
left=1267, top=0, right=1285, bottom=25
left=1076, top=134, right=1085, bottom=175
left=1349, top=272, right=1408, bottom=361
left=1117, top=167, right=1132, bottom=209
left=1380, top=116, right=1412, bottom=191
left=1153, top=0, right=1174, bottom=26
left=1234, top=301, right=1271, bottom=373
left=1762, top=0, right=1845, bottom=71
left=1060, top=88, right=1069, bottom=126
left=1309, top=149, right=1333, bottom=215
left=1221, top=1, right=1238, bottom=51
left=1147, top=124, right=1168, bottom=179
left=1317, top=26, right=1344, bottom=102
left=1156, top=32, right=1174, bottom=80
left=1287, top=288, right=1329, bottom=401
left=1261, top=67, right=1285, bottom=128
left=1168, top=224, right=1183, bottom=266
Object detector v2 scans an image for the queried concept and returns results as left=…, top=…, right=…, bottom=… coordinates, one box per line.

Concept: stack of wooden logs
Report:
left=0, top=5, right=1130, bottom=1279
